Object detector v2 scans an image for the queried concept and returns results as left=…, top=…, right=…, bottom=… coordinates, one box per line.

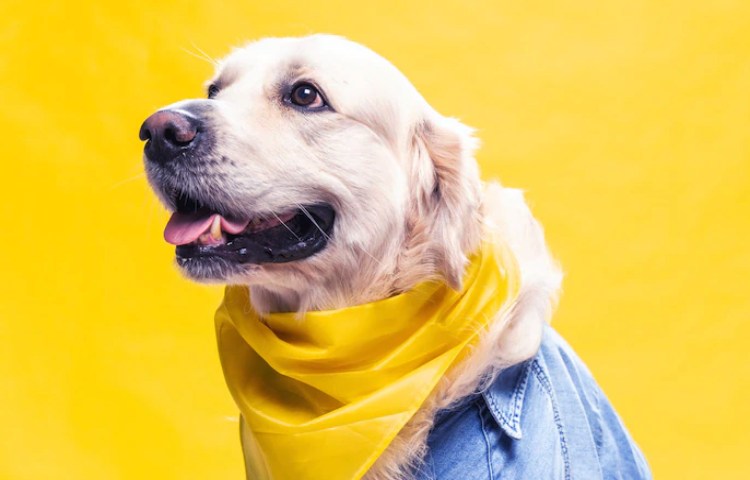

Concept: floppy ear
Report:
left=411, top=113, right=483, bottom=290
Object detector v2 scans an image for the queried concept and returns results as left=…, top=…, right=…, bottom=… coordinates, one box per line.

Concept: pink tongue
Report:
left=164, top=212, right=250, bottom=245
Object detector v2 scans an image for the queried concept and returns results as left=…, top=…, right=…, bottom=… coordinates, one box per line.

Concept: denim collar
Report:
left=481, top=359, right=532, bottom=440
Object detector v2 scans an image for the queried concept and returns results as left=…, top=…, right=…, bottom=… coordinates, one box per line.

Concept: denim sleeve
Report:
left=531, top=327, right=652, bottom=480
left=417, top=327, right=652, bottom=480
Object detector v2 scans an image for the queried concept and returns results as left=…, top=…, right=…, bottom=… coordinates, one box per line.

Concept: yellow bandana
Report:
left=214, top=236, right=520, bottom=480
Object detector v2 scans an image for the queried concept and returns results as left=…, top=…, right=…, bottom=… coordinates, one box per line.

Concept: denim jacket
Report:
left=415, top=326, right=651, bottom=479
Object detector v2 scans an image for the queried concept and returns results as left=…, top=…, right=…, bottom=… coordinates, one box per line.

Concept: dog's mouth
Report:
left=164, top=194, right=335, bottom=267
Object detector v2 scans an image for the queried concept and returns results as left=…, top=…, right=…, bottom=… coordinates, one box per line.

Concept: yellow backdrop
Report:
left=1, top=1, right=748, bottom=478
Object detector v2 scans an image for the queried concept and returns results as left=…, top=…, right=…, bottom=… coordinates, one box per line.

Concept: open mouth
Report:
left=164, top=194, right=335, bottom=266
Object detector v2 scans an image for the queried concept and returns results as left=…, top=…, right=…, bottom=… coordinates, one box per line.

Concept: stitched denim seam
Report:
left=509, top=361, right=531, bottom=428
left=477, top=400, right=496, bottom=480
left=483, top=361, right=531, bottom=439
left=591, top=384, right=605, bottom=462
left=531, top=359, right=571, bottom=480
left=484, top=391, right=511, bottom=438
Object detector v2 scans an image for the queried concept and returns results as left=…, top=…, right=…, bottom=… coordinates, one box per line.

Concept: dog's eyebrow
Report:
left=268, top=61, right=322, bottom=101
left=274, top=61, right=308, bottom=87
left=210, top=64, right=242, bottom=94
left=286, top=61, right=305, bottom=73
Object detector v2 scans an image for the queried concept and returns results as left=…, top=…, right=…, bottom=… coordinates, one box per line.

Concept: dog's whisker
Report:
left=181, top=44, right=219, bottom=66
left=191, top=43, right=219, bottom=65
left=356, top=245, right=385, bottom=267
left=297, top=204, right=384, bottom=267
left=296, top=204, right=330, bottom=241
left=272, top=212, right=301, bottom=241
left=108, top=172, right=146, bottom=191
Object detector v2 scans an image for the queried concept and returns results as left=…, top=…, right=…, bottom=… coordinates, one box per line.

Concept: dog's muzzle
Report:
left=138, top=102, right=337, bottom=280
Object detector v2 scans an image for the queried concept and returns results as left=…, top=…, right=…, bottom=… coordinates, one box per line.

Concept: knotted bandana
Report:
left=215, top=234, right=520, bottom=479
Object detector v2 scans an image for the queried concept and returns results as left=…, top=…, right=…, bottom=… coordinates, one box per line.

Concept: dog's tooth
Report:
left=210, top=215, right=222, bottom=240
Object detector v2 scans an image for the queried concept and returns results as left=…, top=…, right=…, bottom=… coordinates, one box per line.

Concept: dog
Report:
left=140, top=35, right=650, bottom=480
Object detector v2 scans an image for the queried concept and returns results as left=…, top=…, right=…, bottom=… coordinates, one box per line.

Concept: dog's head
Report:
left=140, top=35, right=483, bottom=312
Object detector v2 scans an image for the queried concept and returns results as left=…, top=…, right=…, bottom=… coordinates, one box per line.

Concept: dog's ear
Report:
left=411, top=113, right=483, bottom=290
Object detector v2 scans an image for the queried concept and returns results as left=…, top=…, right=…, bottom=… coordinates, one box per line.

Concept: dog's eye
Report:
left=289, top=83, right=325, bottom=108
left=207, top=84, right=220, bottom=99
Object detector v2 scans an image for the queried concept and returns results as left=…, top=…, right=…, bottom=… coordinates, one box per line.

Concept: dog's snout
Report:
left=139, top=110, right=201, bottom=164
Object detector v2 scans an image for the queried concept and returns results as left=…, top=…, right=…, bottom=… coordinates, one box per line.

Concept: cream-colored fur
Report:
left=148, top=34, right=562, bottom=479
left=366, top=185, right=562, bottom=479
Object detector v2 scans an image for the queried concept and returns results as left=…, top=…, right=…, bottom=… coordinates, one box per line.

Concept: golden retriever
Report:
left=141, top=34, right=567, bottom=479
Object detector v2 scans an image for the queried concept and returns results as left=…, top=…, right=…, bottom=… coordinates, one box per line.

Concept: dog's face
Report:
left=141, top=35, right=481, bottom=310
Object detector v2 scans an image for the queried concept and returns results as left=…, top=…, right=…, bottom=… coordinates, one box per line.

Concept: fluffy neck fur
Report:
left=246, top=207, right=480, bottom=314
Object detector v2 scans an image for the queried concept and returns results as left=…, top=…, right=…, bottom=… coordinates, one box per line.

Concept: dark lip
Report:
left=175, top=203, right=335, bottom=266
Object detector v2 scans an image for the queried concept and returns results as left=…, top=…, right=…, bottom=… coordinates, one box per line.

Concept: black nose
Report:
left=139, top=110, right=201, bottom=164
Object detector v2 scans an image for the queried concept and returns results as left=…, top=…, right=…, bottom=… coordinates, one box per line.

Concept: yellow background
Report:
left=1, top=1, right=748, bottom=478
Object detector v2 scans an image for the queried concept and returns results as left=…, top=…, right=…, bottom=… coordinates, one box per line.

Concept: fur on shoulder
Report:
left=366, top=184, right=562, bottom=480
